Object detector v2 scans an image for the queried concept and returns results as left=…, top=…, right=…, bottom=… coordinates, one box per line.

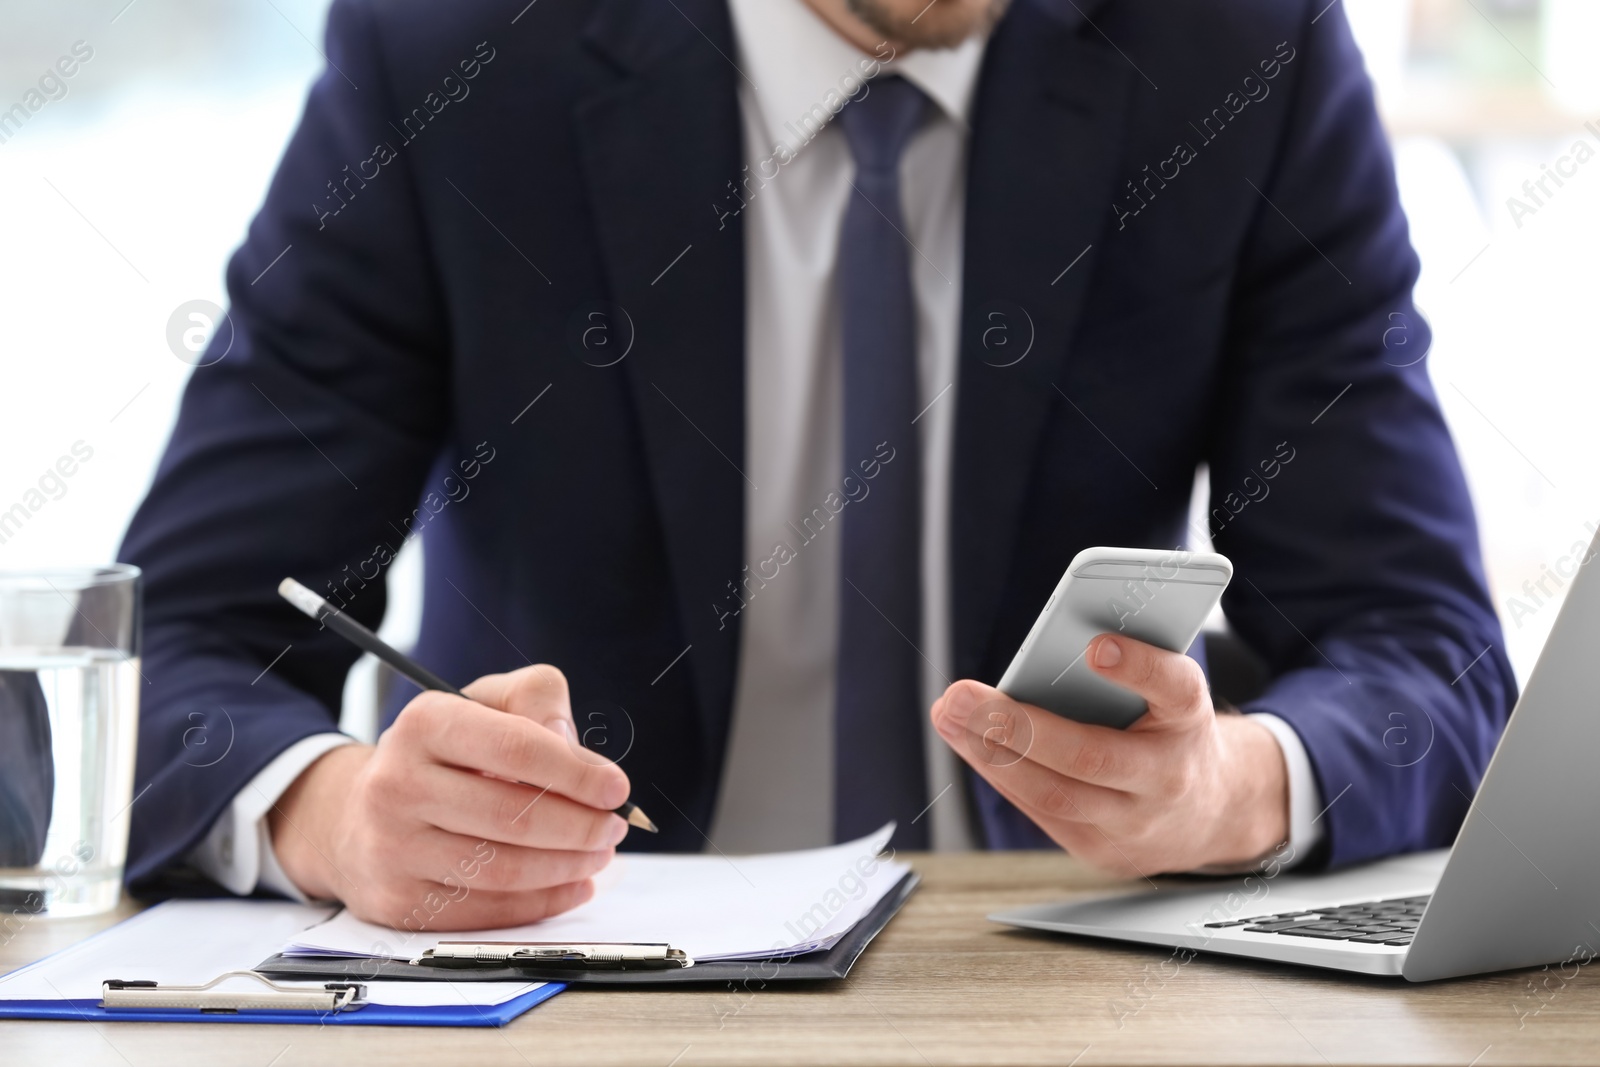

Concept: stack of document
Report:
left=285, top=824, right=909, bottom=964
left=0, top=826, right=910, bottom=1023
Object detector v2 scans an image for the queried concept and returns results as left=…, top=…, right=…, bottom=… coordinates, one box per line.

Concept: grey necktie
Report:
left=833, top=75, right=931, bottom=849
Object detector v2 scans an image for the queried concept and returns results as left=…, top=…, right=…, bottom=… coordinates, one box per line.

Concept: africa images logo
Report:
left=1505, top=121, right=1600, bottom=230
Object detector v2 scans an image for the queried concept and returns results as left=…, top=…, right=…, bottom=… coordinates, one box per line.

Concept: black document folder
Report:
left=256, top=870, right=919, bottom=986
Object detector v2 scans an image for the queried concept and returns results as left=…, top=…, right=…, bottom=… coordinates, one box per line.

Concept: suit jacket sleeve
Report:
left=117, top=0, right=449, bottom=889
left=1211, top=5, right=1516, bottom=868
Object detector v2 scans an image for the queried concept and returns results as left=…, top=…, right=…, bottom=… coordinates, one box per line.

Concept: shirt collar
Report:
left=726, top=0, right=988, bottom=159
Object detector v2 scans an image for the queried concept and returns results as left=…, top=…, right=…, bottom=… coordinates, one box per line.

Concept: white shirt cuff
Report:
left=1248, top=712, right=1324, bottom=869
left=187, top=733, right=356, bottom=900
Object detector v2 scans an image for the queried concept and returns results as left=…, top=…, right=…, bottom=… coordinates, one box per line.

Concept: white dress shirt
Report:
left=706, top=0, right=986, bottom=853
left=192, top=0, right=1321, bottom=896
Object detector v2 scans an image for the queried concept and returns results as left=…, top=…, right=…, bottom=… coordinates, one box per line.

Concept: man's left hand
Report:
left=931, top=634, right=1289, bottom=875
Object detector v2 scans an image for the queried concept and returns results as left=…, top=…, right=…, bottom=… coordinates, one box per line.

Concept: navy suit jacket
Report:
left=119, top=0, right=1516, bottom=889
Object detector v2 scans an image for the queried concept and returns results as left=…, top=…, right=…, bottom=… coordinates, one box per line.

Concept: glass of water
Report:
left=0, top=566, right=140, bottom=918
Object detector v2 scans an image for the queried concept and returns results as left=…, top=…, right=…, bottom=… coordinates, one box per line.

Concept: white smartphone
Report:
left=997, top=546, right=1233, bottom=729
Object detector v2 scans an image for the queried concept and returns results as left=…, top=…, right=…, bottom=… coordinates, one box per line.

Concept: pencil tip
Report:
left=277, top=577, right=325, bottom=619
left=629, top=808, right=659, bottom=833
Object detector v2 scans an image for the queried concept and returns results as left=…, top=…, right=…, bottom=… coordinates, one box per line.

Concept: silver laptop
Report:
left=991, top=528, right=1600, bottom=982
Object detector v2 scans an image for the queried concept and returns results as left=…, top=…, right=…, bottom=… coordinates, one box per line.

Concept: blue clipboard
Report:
left=0, top=900, right=563, bottom=1027
left=0, top=983, right=563, bottom=1027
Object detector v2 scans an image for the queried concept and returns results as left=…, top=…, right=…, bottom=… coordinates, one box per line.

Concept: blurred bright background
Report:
left=1, top=0, right=1596, bottom=733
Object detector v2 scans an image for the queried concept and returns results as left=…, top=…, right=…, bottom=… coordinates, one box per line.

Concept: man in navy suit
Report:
left=119, top=0, right=1515, bottom=929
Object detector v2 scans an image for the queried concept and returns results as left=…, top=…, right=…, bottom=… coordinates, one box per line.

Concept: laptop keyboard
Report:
left=1203, top=894, right=1429, bottom=946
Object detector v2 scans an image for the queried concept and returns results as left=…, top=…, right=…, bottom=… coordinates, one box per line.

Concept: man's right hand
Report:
left=267, top=665, right=631, bottom=930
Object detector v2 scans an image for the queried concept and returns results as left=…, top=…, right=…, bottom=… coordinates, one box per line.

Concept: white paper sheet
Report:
left=285, top=824, right=908, bottom=963
left=0, top=900, right=542, bottom=1007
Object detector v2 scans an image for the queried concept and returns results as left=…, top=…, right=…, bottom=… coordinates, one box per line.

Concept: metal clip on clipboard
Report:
left=101, top=971, right=367, bottom=1013
left=417, top=942, right=693, bottom=971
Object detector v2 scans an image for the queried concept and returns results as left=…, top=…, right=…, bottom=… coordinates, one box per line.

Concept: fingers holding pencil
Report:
left=277, top=577, right=657, bottom=833
left=464, top=666, right=660, bottom=833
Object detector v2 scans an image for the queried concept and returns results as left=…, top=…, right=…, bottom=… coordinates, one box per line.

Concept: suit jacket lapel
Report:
left=953, top=0, right=1134, bottom=678
left=572, top=0, right=1136, bottom=748
left=575, top=0, right=746, bottom=766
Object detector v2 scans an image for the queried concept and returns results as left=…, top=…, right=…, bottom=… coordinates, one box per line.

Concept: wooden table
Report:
left=3, top=852, right=1594, bottom=1066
